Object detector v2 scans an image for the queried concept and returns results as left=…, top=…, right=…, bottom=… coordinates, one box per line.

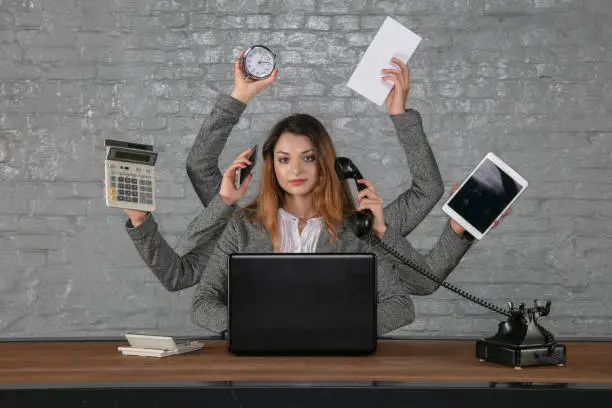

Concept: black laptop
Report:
left=227, top=253, right=377, bottom=356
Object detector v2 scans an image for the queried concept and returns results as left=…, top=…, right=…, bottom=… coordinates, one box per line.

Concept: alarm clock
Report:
left=240, top=45, right=277, bottom=80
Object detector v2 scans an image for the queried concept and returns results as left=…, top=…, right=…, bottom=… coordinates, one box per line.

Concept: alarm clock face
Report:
left=242, top=46, right=276, bottom=80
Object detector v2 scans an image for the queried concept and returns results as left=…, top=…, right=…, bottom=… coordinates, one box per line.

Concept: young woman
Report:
left=140, top=51, right=459, bottom=293
left=124, top=52, right=475, bottom=335
left=183, top=115, right=474, bottom=336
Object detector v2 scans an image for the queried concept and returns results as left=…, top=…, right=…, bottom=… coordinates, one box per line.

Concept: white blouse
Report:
left=277, top=208, right=322, bottom=253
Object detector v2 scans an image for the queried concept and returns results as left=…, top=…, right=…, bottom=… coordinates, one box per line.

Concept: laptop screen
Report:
left=228, top=253, right=377, bottom=355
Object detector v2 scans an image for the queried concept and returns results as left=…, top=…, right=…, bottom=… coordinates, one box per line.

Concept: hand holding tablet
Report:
left=442, top=152, right=528, bottom=240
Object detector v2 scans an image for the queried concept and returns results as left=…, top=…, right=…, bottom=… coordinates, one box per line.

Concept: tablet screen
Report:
left=447, top=158, right=521, bottom=234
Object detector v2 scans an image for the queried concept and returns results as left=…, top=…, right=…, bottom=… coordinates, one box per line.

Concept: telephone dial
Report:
left=334, top=156, right=567, bottom=368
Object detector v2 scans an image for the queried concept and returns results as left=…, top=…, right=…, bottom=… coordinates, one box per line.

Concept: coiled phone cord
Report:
left=366, top=231, right=565, bottom=362
left=365, top=231, right=512, bottom=318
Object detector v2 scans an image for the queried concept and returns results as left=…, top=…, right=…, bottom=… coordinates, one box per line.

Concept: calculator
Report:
left=104, top=139, right=158, bottom=212
left=125, top=333, right=199, bottom=351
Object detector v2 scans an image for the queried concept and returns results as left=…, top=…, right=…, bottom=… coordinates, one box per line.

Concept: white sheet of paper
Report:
left=346, top=17, right=422, bottom=106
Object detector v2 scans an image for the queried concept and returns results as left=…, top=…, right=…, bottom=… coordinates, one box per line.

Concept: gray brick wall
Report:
left=1, top=0, right=611, bottom=339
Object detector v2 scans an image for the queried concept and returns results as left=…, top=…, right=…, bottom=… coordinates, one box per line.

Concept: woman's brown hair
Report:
left=240, top=113, right=356, bottom=250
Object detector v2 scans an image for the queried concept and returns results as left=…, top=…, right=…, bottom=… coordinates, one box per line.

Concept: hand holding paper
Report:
left=381, top=57, right=410, bottom=115
left=346, top=16, right=422, bottom=106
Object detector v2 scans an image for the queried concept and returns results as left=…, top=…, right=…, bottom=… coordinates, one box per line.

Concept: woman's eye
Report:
left=303, top=155, right=316, bottom=162
left=278, top=157, right=289, bottom=164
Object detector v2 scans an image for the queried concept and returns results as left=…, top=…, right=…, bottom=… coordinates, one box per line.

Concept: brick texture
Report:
left=0, top=0, right=611, bottom=338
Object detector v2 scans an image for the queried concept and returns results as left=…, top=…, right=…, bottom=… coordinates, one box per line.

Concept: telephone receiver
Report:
left=334, top=157, right=374, bottom=238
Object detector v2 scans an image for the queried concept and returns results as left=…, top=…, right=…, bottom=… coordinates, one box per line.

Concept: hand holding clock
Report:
left=230, top=49, right=278, bottom=104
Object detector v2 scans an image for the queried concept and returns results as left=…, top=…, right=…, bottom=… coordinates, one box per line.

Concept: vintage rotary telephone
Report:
left=334, top=156, right=567, bottom=368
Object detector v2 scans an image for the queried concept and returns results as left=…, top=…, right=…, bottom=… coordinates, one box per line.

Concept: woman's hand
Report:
left=230, top=49, right=279, bottom=104
left=124, top=209, right=148, bottom=228
left=382, top=57, right=410, bottom=115
left=356, top=179, right=387, bottom=239
left=219, top=147, right=255, bottom=205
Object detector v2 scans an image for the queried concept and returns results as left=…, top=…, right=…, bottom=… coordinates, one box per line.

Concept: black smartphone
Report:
left=234, top=145, right=258, bottom=190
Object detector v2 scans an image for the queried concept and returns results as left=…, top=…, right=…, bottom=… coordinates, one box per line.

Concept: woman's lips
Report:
left=289, top=179, right=306, bottom=185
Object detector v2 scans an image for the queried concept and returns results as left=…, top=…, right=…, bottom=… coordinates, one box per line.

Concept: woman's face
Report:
left=273, top=132, right=318, bottom=198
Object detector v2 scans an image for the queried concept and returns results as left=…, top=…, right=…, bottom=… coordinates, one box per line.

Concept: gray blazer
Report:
left=185, top=95, right=445, bottom=238
left=125, top=94, right=474, bottom=335
left=188, top=198, right=473, bottom=335
left=171, top=94, right=449, bottom=286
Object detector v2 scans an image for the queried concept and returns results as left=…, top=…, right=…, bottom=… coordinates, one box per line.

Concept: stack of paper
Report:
left=118, top=333, right=204, bottom=358
left=118, top=345, right=203, bottom=358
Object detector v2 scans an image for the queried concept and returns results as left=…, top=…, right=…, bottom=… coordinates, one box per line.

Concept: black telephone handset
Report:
left=334, top=157, right=373, bottom=237
left=334, top=156, right=565, bottom=367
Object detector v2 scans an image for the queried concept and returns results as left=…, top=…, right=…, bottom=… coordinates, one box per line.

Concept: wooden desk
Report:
left=1, top=339, right=611, bottom=408
left=1, top=339, right=611, bottom=385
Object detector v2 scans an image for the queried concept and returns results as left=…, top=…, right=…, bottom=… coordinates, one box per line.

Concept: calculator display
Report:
left=115, top=150, right=151, bottom=163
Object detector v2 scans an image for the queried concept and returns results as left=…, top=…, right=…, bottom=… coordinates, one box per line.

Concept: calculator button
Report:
left=111, top=182, right=116, bottom=188
left=111, top=176, right=116, bottom=181
left=110, top=188, right=116, bottom=194
left=119, top=190, right=124, bottom=195
left=118, top=196, right=124, bottom=201
left=118, top=177, right=124, bottom=182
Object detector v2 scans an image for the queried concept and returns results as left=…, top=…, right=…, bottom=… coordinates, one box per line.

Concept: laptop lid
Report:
left=228, top=253, right=377, bottom=356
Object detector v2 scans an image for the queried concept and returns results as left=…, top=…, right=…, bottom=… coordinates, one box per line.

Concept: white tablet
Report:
left=442, top=152, right=528, bottom=240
